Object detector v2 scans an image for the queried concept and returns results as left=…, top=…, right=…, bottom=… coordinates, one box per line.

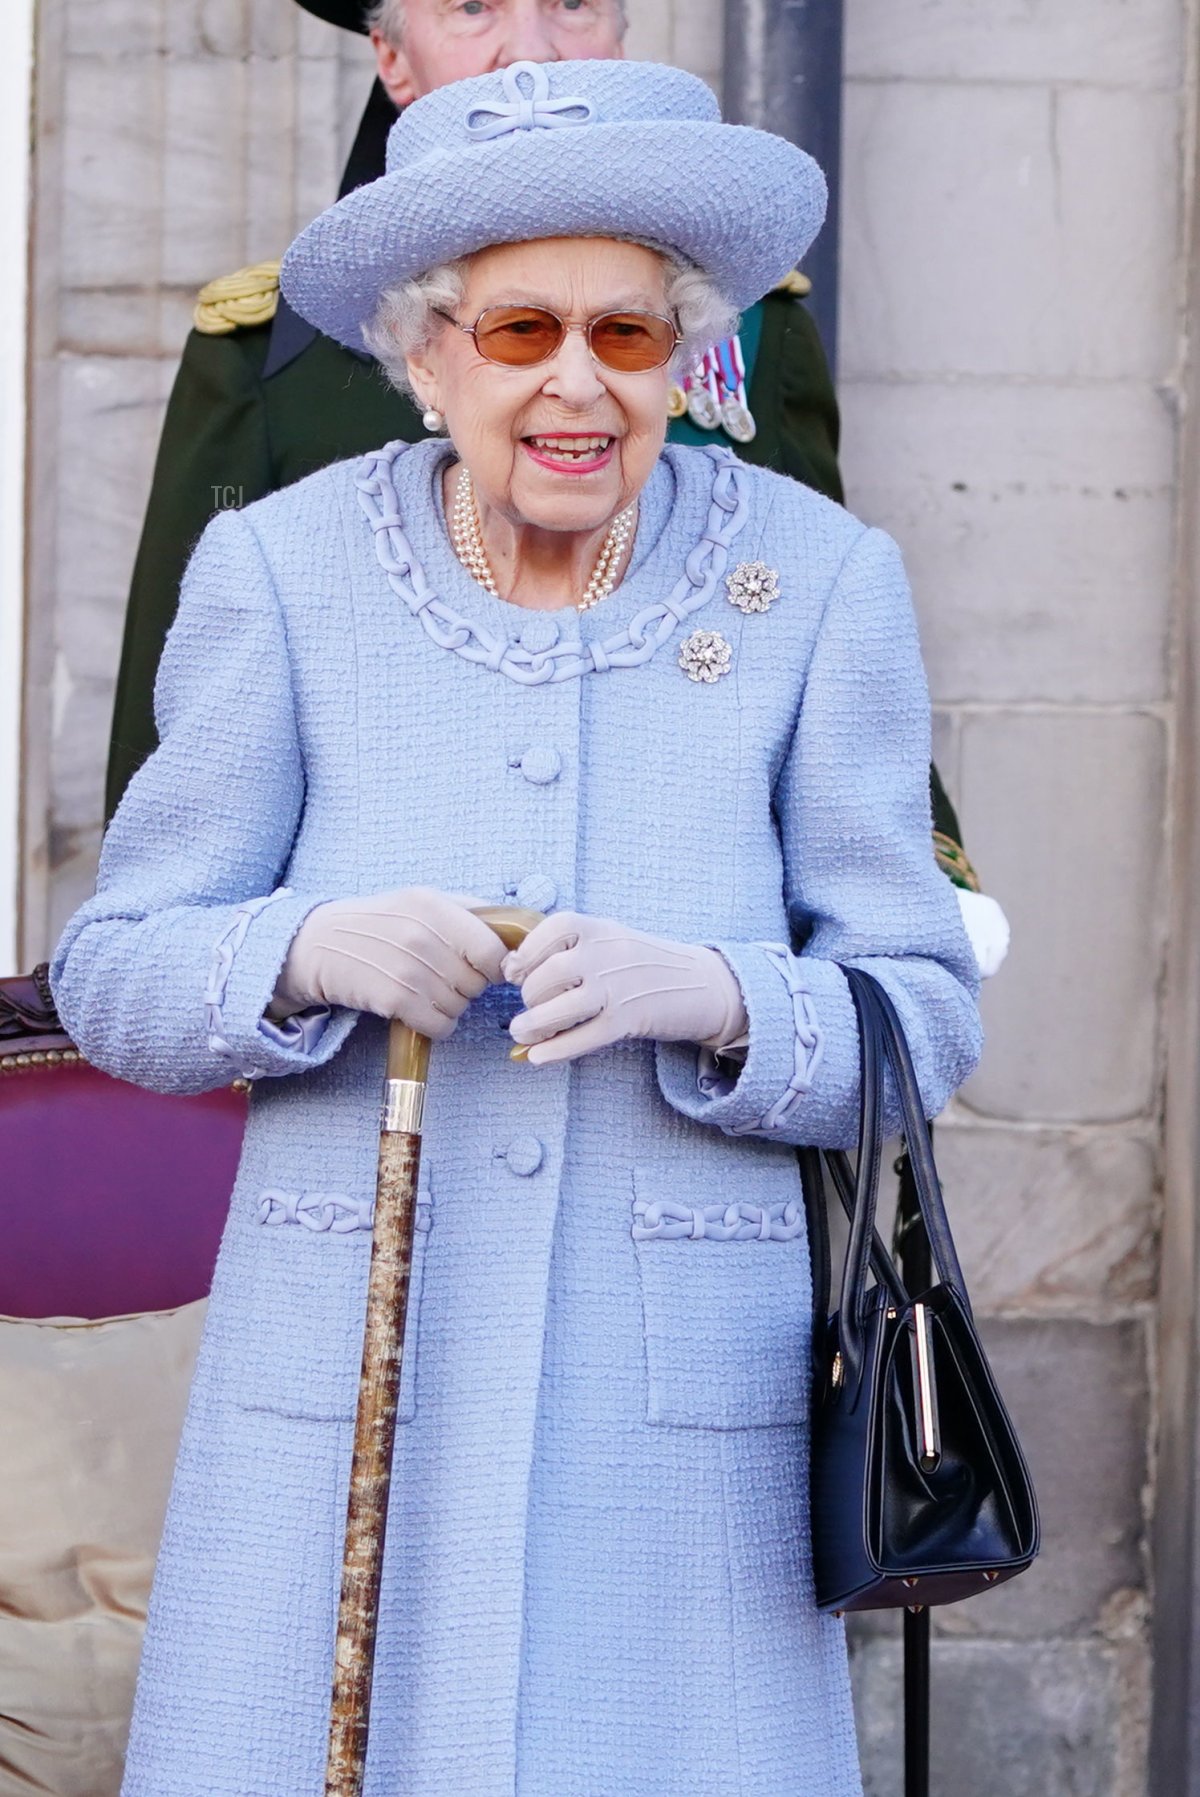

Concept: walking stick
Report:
left=324, top=904, right=543, bottom=1797
left=893, top=1144, right=932, bottom=1797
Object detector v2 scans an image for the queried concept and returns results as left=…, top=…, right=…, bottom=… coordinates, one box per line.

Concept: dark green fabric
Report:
left=106, top=293, right=963, bottom=864
left=727, top=292, right=843, bottom=503
left=665, top=299, right=766, bottom=453
left=105, top=329, right=424, bottom=818
left=105, top=293, right=843, bottom=819
left=665, top=294, right=960, bottom=837
left=664, top=293, right=842, bottom=505
left=930, top=763, right=962, bottom=847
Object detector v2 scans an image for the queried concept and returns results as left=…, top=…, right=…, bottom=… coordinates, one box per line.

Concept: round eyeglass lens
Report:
left=473, top=306, right=565, bottom=366
left=589, top=312, right=678, bottom=372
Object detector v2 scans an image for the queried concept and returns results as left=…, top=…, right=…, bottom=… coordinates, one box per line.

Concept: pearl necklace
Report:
left=448, top=466, right=637, bottom=613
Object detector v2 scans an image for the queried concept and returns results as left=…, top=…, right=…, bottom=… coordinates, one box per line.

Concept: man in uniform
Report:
left=105, top=0, right=998, bottom=963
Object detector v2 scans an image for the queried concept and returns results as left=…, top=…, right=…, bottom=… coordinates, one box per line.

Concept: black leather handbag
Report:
left=799, top=967, right=1039, bottom=1615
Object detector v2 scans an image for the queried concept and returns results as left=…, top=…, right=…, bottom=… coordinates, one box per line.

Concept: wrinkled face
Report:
left=373, top=0, right=625, bottom=107
left=406, top=238, right=673, bottom=539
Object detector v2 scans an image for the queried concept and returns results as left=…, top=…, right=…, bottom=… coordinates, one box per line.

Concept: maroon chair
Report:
left=0, top=968, right=247, bottom=1319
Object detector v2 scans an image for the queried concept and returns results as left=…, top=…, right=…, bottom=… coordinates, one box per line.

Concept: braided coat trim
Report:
left=356, top=441, right=751, bottom=684
left=204, top=888, right=293, bottom=1078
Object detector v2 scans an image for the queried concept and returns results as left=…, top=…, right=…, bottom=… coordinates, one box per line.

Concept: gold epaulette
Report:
left=773, top=268, right=812, bottom=299
left=194, top=260, right=281, bottom=336
left=933, top=830, right=981, bottom=894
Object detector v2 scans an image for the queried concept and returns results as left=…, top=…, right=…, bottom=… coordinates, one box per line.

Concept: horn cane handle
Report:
left=384, top=904, right=542, bottom=1078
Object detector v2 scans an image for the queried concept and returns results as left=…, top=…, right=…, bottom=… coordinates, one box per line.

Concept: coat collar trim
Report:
left=355, top=439, right=751, bottom=686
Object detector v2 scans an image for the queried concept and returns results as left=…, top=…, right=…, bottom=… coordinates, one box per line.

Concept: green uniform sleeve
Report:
left=105, top=327, right=274, bottom=821
left=743, top=293, right=843, bottom=505
left=746, top=295, right=976, bottom=882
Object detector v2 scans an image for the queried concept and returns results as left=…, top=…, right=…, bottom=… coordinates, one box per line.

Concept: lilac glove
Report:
left=503, top=911, right=748, bottom=1067
left=272, top=887, right=508, bottom=1040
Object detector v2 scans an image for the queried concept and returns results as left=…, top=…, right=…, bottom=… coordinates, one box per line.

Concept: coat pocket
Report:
left=631, top=1164, right=812, bottom=1429
left=229, top=1169, right=432, bottom=1424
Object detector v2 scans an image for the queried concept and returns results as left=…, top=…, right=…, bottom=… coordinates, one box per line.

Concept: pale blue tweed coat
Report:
left=53, top=439, right=981, bottom=1797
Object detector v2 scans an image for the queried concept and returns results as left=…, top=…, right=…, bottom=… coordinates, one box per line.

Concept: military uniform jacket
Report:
left=104, top=284, right=842, bottom=818
left=54, top=439, right=980, bottom=1797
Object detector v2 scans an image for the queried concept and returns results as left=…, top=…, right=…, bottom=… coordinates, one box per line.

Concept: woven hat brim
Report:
left=281, top=120, right=826, bottom=350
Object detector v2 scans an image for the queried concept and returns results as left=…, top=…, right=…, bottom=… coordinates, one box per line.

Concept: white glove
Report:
left=504, top=911, right=748, bottom=1067
left=956, top=888, right=1011, bottom=980
left=273, top=887, right=508, bottom=1040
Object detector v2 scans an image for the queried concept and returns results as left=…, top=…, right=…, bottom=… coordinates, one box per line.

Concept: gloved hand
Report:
left=503, top=911, right=748, bottom=1067
left=272, top=888, right=508, bottom=1040
left=955, top=888, right=1011, bottom=980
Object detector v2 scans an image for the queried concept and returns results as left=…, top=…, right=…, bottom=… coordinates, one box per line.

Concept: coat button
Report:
left=503, top=1135, right=544, bottom=1176
left=514, top=874, right=558, bottom=910
left=516, top=745, right=562, bottom=786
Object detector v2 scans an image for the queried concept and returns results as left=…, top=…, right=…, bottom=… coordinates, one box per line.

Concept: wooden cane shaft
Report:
left=324, top=1125, right=420, bottom=1797
left=325, top=910, right=541, bottom=1794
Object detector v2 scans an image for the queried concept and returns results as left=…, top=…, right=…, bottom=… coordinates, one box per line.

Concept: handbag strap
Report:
left=798, top=978, right=907, bottom=1367
left=799, top=967, right=971, bottom=1374
left=856, top=971, right=969, bottom=1307
left=833, top=970, right=970, bottom=1375
left=838, top=969, right=889, bottom=1367
left=827, top=1147, right=908, bottom=1307
left=797, top=1146, right=832, bottom=1361
left=798, top=1144, right=907, bottom=1380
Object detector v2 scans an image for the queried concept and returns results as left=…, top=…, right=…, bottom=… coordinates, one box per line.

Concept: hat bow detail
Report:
left=465, top=61, right=595, bottom=141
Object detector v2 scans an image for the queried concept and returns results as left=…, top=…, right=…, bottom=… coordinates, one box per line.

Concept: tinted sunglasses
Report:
left=434, top=304, right=682, bottom=373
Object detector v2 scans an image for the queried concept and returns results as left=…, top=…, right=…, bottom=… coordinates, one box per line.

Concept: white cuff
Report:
left=957, top=888, right=1011, bottom=979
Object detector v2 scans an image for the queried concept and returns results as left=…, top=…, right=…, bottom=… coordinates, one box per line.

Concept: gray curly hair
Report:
left=365, top=0, right=628, bottom=45
left=363, top=246, right=737, bottom=400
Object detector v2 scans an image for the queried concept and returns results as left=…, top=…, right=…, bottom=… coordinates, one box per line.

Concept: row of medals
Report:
left=667, top=333, right=757, bottom=444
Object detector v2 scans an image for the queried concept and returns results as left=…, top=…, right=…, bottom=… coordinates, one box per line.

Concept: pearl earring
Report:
left=422, top=407, right=445, bottom=432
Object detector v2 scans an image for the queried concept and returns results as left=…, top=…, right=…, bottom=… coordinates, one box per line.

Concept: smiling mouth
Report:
left=523, top=434, right=615, bottom=466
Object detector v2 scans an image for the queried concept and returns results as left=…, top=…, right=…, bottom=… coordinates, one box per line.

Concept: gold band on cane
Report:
left=381, top=1078, right=426, bottom=1135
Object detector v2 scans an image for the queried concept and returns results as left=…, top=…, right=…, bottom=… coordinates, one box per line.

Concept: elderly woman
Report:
left=53, top=58, right=980, bottom=1797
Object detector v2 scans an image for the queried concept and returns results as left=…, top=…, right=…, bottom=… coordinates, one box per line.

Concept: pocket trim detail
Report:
left=632, top=1197, right=804, bottom=1243
left=257, top=1188, right=433, bottom=1236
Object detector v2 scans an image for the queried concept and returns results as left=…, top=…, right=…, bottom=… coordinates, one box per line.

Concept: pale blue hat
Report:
left=281, top=58, right=826, bottom=351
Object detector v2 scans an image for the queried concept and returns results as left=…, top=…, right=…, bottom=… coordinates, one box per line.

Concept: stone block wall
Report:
left=23, top=0, right=381, bottom=949
left=838, top=2, right=1189, bottom=1790
left=20, top=0, right=720, bottom=951
left=18, top=2, right=1196, bottom=1792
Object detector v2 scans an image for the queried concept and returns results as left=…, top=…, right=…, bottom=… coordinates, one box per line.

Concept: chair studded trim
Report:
left=0, top=965, right=81, bottom=1070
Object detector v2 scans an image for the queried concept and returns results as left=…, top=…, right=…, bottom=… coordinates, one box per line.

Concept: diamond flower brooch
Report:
left=679, top=629, right=734, bottom=683
left=725, top=560, right=781, bottom=614
left=678, top=562, right=781, bottom=683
